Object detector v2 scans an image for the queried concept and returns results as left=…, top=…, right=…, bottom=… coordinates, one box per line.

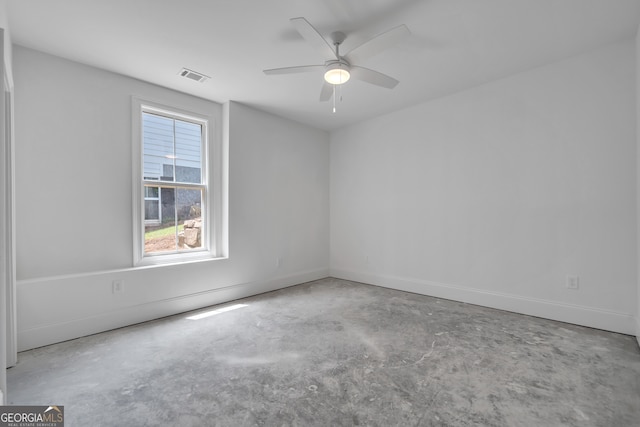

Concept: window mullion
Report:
left=172, top=116, right=177, bottom=182
left=174, top=188, right=178, bottom=250
left=172, top=116, right=177, bottom=250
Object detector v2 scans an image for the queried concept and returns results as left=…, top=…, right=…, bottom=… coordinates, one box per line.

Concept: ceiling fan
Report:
left=263, top=17, right=410, bottom=103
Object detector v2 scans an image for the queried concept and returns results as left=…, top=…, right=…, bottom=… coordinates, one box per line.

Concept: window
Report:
left=144, top=186, right=160, bottom=224
left=132, top=98, right=225, bottom=265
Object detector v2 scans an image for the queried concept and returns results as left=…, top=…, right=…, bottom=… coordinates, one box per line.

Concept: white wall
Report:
left=14, top=47, right=330, bottom=350
left=0, top=0, right=14, bottom=402
left=636, top=26, right=640, bottom=346
left=0, top=0, right=12, bottom=83
left=10, top=37, right=639, bottom=350
left=331, top=39, right=637, bottom=335
left=0, top=0, right=10, bottom=401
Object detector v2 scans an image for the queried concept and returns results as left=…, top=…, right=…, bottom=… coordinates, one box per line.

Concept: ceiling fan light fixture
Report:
left=324, top=64, right=350, bottom=85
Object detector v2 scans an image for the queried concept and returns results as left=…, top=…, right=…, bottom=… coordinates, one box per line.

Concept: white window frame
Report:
left=132, top=97, right=225, bottom=266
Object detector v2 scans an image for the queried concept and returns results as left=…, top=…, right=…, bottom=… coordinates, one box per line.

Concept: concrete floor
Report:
left=7, top=278, right=640, bottom=426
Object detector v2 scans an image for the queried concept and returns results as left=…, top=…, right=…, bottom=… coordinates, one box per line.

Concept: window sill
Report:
left=135, top=251, right=227, bottom=269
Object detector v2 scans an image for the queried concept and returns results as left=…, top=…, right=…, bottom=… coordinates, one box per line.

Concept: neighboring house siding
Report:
left=143, top=112, right=203, bottom=223
left=143, top=113, right=201, bottom=181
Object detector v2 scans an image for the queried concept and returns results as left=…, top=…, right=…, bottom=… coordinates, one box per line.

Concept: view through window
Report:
left=142, top=111, right=206, bottom=255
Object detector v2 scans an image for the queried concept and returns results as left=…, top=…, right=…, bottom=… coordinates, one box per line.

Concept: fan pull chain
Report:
left=331, top=82, right=344, bottom=114
left=332, top=85, right=336, bottom=113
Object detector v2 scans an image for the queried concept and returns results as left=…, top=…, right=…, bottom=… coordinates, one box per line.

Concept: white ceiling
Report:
left=6, top=0, right=640, bottom=131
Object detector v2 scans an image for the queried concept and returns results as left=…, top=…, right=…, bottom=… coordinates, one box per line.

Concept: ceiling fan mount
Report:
left=330, top=31, right=347, bottom=46
left=263, top=17, right=410, bottom=102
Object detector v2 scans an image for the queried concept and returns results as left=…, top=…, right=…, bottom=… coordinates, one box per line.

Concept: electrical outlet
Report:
left=276, top=257, right=282, bottom=268
left=566, top=275, right=579, bottom=290
left=112, top=279, right=124, bottom=294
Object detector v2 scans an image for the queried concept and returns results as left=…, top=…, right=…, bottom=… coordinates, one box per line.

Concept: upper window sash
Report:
left=142, top=110, right=206, bottom=185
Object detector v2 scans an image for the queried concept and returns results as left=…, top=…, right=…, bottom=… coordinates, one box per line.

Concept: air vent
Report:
left=179, top=68, right=210, bottom=83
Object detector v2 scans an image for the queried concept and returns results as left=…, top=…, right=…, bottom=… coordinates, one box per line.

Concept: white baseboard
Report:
left=330, top=268, right=636, bottom=336
left=18, top=267, right=635, bottom=350
left=17, top=268, right=329, bottom=351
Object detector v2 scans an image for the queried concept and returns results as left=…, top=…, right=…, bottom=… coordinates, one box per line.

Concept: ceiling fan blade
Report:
left=345, top=24, right=410, bottom=64
left=350, top=66, right=399, bottom=89
left=319, top=82, right=333, bottom=102
left=290, top=17, right=338, bottom=60
left=263, top=65, right=324, bottom=75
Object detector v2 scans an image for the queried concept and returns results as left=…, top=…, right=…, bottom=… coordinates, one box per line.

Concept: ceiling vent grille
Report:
left=179, top=68, right=210, bottom=83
